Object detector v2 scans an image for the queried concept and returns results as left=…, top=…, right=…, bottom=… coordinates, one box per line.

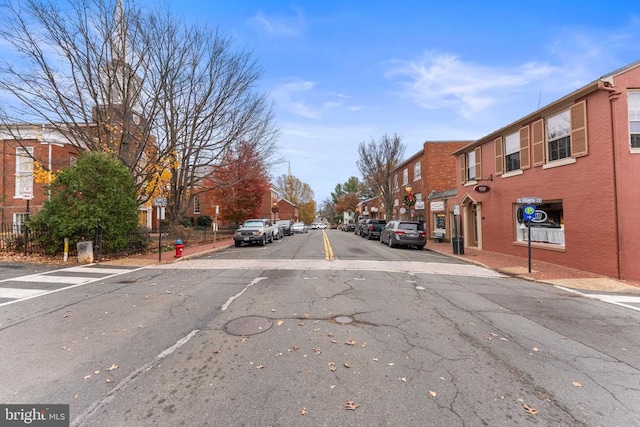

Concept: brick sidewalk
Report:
left=426, top=241, right=640, bottom=293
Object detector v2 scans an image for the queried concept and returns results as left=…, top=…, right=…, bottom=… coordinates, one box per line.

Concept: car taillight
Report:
left=419, top=232, right=426, bottom=237
left=394, top=231, right=405, bottom=236
left=369, top=225, right=374, bottom=230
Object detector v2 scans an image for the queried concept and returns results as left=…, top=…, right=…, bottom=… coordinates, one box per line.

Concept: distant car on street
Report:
left=276, top=220, right=293, bottom=236
left=292, top=222, right=307, bottom=233
left=380, top=220, right=426, bottom=249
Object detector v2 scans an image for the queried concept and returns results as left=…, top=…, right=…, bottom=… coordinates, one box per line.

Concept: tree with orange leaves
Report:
left=204, top=141, right=271, bottom=225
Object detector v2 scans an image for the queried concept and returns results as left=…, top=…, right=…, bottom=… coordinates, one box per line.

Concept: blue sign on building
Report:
left=523, top=204, right=536, bottom=221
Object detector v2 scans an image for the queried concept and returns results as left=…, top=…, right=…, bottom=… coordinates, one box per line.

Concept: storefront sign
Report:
left=415, top=201, right=425, bottom=210
left=430, top=201, right=444, bottom=211
left=474, top=185, right=491, bottom=193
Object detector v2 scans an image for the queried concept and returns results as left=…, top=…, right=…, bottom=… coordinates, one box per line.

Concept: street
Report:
left=1, top=230, right=639, bottom=426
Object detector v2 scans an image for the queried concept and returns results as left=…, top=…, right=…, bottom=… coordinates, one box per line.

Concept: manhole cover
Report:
left=334, top=316, right=353, bottom=325
left=224, top=316, right=273, bottom=336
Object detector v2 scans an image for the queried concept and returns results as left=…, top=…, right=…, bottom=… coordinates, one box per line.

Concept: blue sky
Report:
left=17, top=0, right=640, bottom=205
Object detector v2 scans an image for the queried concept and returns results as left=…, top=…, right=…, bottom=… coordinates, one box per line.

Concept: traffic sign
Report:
left=523, top=205, right=536, bottom=221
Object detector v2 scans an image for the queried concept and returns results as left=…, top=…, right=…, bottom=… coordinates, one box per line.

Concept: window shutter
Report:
left=474, top=147, right=482, bottom=180
left=519, top=126, right=530, bottom=170
left=570, top=101, right=588, bottom=157
left=459, top=155, right=466, bottom=184
left=494, top=137, right=504, bottom=176
left=532, top=119, right=545, bottom=166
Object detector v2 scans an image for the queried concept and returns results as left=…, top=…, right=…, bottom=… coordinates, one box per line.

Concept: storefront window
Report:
left=515, top=200, right=564, bottom=245
left=434, top=213, right=446, bottom=230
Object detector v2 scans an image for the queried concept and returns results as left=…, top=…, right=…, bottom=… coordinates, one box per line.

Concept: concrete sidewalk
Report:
left=103, top=236, right=640, bottom=294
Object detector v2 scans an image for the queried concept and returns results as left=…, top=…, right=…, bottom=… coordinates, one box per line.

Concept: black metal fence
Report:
left=0, top=223, right=234, bottom=261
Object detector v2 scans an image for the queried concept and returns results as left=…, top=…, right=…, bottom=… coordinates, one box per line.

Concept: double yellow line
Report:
left=322, top=231, right=335, bottom=260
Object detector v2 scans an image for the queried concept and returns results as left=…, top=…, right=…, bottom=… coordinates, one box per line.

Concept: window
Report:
left=504, top=132, right=520, bottom=172
left=13, top=213, right=28, bottom=232
left=629, top=91, right=640, bottom=148
left=414, top=161, right=421, bottom=180
left=515, top=201, right=564, bottom=246
left=546, top=110, right=571, bottom=161
left=402, top=168, right=408, bottom=185
left=70, top=156, right=77, bottom=167
left=466, top=151, right=476, bottom=181
left=15, top=147, right=34, bottom=198
left=194, top=196, right=200, bottom=214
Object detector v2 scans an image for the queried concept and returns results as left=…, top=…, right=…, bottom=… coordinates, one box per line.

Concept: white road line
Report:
left=555, top=286, right=640, bottom=312
left=221, top=277, right=267, bottom=311
left=10, top=275, right=97, bottom=284
left=0, top=288, right=49, bottom=299
left=0, top=266, right=145, bottom=307
left=60, top=266, right=134, bottom=275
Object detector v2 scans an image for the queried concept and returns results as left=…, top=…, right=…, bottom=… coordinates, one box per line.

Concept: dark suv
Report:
left=360, top=219, right=387, bottom=240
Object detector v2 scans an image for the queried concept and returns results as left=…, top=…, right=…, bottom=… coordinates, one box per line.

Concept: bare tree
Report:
left=356, top=133, right=405, bottom=219
left=0, top=0, right=278, bottom=224
left=272, top=173, right=313, bottom=206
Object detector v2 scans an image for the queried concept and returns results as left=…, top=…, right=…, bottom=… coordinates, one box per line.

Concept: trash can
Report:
left=452, top=237, right=464, bottom=255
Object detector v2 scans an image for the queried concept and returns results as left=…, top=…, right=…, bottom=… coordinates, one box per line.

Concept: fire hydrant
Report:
left=174, top=239, right=184, bottom=258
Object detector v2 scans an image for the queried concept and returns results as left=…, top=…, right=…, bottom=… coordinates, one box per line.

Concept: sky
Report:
left=9, top=0, right=640, bottom=205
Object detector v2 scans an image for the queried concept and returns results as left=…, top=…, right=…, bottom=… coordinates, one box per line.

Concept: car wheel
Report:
left=259, top=236, right=266, bottom=246
left=388, top=237, right=396, bottom=248
left=234, top=240, right=241, bottom=247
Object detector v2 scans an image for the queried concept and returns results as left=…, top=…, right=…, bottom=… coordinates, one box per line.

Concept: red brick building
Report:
left=452, top=60, right=640, bottom=281
left=0, top=125, right=80, bottom=226
left=391, top=141, right=470, bottom=240
left=276, top=198, right=299, bottom=222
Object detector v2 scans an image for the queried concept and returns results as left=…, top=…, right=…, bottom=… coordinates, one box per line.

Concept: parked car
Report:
left=276, top=220, right=293, bottom=236
left=292, top=222, right=307, bottom=233
left=380, top=220, right=427, bottom=249
left=361, top=219, right=387, bottom=240
left=343, top=222, right=356, bottom=232
left=233, top=218, right=275, bottom=247
left=354, top=219, right=367, bottom=235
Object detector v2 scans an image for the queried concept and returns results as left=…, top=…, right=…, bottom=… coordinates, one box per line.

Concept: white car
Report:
left=292, top=222, right=307, bottom=233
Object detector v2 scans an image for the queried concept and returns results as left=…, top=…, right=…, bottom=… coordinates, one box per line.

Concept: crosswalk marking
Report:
left=0, top=264, right=143, bottom=307
left=0, top=288, right=49, bottom=299
left=555, top=286, right=640, bottom=312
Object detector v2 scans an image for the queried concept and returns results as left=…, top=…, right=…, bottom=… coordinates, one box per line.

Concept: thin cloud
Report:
left=270, top=79, right=349, bottom=119
left=386, top=52, right=557, bottom=118
left=249, top=10, right=304, bottom=37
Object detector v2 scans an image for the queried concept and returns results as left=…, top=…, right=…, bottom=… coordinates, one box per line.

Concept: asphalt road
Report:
left=1, top=230, right=639, bottom=426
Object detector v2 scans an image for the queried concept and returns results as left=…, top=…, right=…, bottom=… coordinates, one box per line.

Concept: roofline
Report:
left=451, top=60, right=640, bottom=156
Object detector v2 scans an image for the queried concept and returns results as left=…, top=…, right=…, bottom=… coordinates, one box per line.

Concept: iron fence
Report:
left=0, top=223, right=235, bottom=261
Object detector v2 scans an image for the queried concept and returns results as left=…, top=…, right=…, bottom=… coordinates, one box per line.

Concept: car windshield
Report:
left=276, top=221, right=290, bottom=225
left=398, top=222, right=422, bottom=231
left=243, top=220, right=265, bottom=228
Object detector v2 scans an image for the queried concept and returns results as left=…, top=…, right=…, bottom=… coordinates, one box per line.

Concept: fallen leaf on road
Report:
left=572, top=381, right=583, bottom=387
left=300, top=407, right=307, bottom=415
left=344, top=401, right=359, bottom=410
left=345, top=340, right=357, bottom=346
left=107, top=364, right=118, bottom=371
left=94, top=370, right=100, bottom=374
left=523, top=403, right=538, bottom=415
left=83, top=375, right=91, bottom=380
left=343, top=362, right=351, bottom=368
left=277, top=320, right=285, bottom=326
left=105, top=378, right=112, bottom=383
left=399, top=377, right=407, bottom=383
left=288, top=346, right=299, bottom=352
left=271, top=308, right=277, bottom=312
left=313, top=347, right=322, bottom=355
left=532, top=347, right=540, bottom=352
left=429, top=391, right=437, bottom=398
left=303, top=313, right=310, bottom=318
